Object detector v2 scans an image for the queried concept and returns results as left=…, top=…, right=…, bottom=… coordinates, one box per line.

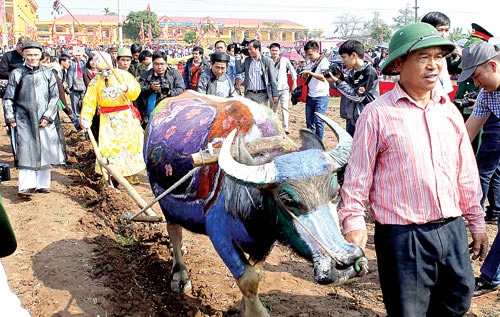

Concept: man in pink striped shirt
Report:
left=340, top=22, right=488, bottom=316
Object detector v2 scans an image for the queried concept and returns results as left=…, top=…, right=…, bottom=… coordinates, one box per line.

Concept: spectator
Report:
left=340, top=23, right=487, bottom=315
left=460, top=41, right=500, bottom=297
left=129, top=43, right=142, bottom=78
left=135, top=50, right=152, bottom=79
left=235, top=39, right=278, bottom=106
left=197, top=52, right=235, bottom=97
left=138, top=51, right=185, bottom=123
left=2, top=41, right=66, bottom=199
left=116, top=47, right=132, bottom=72
left=183, top=46, right=209, bottom=90
left=67, top=48, right=87, bottom=130
left=326, top=40, right=379, bottom=136
left=80, top=52, right=144, bottom=185
left=300, top=40, right=330, bottom=140
left=269, top=42, right=297, bottom=134
left=108, top=45, right=118, bottom=68
left=0, top=36, right=27, bottom=80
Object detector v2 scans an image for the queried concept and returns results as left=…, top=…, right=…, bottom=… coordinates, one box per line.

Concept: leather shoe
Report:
left=17, top=188, right=35, bottom=199
left=36, top=188, right=51, bottom=194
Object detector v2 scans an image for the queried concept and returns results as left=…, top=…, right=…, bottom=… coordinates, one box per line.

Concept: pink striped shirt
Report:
left=340, top=83, right=485, bottom=234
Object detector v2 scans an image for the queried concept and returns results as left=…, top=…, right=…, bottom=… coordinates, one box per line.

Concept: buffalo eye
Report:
left=278, top=191, right=300, bottom=210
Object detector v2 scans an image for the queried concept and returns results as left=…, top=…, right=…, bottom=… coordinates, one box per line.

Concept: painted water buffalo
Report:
left=144, top=90, right=367, bottom=316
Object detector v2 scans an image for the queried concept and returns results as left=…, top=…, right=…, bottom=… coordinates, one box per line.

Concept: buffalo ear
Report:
left=299, top=129, right=325, bottom=151
left=236, top=135, right=258, bottom=166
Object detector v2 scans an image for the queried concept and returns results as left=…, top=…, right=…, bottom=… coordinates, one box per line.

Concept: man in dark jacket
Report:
left=138, top=51, right=185, bottom=124
left=0, top=36, right=27, bottom=79
left=183, top=46, right=209, bottom=90
left=326, top=40, right=379, bottom=136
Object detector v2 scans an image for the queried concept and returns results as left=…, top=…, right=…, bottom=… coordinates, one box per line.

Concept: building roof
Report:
left=42, top=14, right=126, bottom=23
left=159, top=16, right=306, bottom=28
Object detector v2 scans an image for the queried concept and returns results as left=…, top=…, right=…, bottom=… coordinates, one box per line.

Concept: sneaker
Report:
left=485, top=214, right=499, bottom=224
left=474, top=277, right=500, bottom=297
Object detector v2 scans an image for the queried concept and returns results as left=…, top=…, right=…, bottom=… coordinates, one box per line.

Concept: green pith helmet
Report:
left=381, top=22, right=455, bottom=75
left=117, top=47, right=132, bottom=58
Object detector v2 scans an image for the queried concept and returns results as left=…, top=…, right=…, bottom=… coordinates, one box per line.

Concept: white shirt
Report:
left=306, top=56, right=330, bottom=97
left=273, top=56, right=297, bottom=91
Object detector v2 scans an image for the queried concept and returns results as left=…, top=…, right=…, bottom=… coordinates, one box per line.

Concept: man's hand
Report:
left=272, top=96, right=278, bottom=104
left=39, top=118, right=49, bottom=128
left=7, top=118, right=16, bottom=128
left=344, top=229, right=368, bottom=250
left=151, top=81, right=160, bottom=92
left=469, top=233, right=488, bottom=261
left=300, top=70, right=310, bottom=79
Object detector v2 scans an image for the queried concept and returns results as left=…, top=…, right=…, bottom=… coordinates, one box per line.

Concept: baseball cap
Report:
left=457, top=42, right=499, bottom=82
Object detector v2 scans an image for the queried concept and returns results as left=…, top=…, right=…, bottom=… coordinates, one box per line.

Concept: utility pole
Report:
left=118, top=0, right=123, bottom=46
left=413, top=0, right=419, bottom=22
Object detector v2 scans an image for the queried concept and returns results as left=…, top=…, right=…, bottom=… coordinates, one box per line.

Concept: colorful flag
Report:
left=147, top=21, right=153, bottom=42
left=50, top=19, right=57, bottom=44
left=146, top=3, right=151, bottom=12
left=51, top=0, right=63, bottom=17
left=69, top=19, right=75, bottom=41
left=255, top=24, right=261, bottom=41
left=162, top=21, right=169, bottom=40
left=139, top=20, right=145, bottom=42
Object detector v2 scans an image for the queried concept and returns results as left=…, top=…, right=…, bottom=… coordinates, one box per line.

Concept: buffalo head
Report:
left=218, top=113, right=367, bottom=284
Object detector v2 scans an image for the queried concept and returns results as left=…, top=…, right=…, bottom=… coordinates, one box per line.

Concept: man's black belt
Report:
left=247, top=89, right=266, bottom=93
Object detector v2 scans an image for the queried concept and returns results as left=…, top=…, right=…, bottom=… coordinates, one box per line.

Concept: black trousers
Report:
left=375, top=217, right=474, bottom=316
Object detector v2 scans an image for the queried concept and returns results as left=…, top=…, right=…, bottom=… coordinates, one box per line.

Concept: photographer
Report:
left=235, top=39, right=278, bottom=106
left=460, top=41, right=500, bottom=297
left=139, top=50, right=185, bottom=122
left=326, top=40, right=379, bottom=136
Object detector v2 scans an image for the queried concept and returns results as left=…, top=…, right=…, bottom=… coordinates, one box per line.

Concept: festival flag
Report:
left=195, top=20, right=204, bottom=45
left=147, top=21, right=153, bottom=42
left=213, top=21, right=220, bottom=38
left=69, top=19, right=75, bottom=41
left=139, top=20, right=145, bottom=42
left=162, top=21, right=169, bottom=40
left=97, top=21, right=103, bottom=43
left=255, top=24, right=261, bottom=41
left=51, top=0, right=63, bottom=17
left=50, top=19, right=57, bottom=44
left=146, top=3, right=151, bottom=12
left=0, top=0, right=6, bottom=35
left=238, top=20, right=243, bottom=42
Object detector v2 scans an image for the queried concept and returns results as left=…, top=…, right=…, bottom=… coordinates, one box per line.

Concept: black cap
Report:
left=210, top=52, right=231, bottom=64
left=471, top=23, right=494, bottom=41
left=22, top=41, right=43, bottom=51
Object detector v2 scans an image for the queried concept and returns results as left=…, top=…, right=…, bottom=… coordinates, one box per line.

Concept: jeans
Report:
left=305, top=95, right=329, bottom=140
left=346, top=119, right=356, bottom=137
left=70, top=90, right=83, bottom=128
left=476, top=115, right=500, bottom=216
left=375, top=218, right=474, bottom=316
left=480, top=219, right=500, bottom=286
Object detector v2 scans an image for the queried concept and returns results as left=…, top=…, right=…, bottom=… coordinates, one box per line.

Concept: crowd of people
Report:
left=0, top=9, right=499, bottom=316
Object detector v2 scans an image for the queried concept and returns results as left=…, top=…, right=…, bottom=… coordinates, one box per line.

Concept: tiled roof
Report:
left=52, top=14, right=126, bottom=23
left=159, top=16, right=305, bottom=28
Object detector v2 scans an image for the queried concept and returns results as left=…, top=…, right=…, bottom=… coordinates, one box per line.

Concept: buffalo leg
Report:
left=167, top=223, right=192, bottom=293
left=236, top=265, right=269, bottom=317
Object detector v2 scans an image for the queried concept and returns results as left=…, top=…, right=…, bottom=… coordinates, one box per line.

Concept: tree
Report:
left=363, top=14, right=392, bottom=45
left=183, top=30, right=197, bottom=44
left=308, top=29, right=324, bottom=40
left=263, top=21, right=283, bottom=41
left=392, top=4, right=414, bottom=29
left=123, top=11, right=160, bottom=42
left=450, top=27, right=467, bottom=42
left=103, top=7, right=117, bottom=15
left=333, top=13, right=365, bottom=38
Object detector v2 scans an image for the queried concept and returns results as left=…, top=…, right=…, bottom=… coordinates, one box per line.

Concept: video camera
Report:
left=234, top=38, right=250, bottom=56
left=323, top=62, right=344, bottom=80
left=453, top=91, right=479, bottom=109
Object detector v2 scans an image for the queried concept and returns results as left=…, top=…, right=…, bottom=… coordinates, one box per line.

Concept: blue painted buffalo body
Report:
left=144, top=91, right=366, bottom=316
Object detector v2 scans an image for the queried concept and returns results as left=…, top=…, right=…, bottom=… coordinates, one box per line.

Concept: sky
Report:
left=37, top=0, right=500, bottom=43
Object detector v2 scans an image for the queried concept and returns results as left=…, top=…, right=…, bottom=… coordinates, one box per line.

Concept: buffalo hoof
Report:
left=171, top=269, right=192, bottom=293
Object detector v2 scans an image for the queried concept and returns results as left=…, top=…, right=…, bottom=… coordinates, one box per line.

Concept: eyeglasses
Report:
left=406, top=34, right=444, bottom=54
left=153, top=62, right=167, bottom=66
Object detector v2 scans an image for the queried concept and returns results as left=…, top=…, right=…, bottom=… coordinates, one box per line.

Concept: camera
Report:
left=155, top=78, right=170, bottom=96
left=234, top=38, right=250, bottom=56
left=0, top=80, right=7, bottom=98
left=323, top=63, right=343, bottom=79
left=453, top=91, right=479, bottom=109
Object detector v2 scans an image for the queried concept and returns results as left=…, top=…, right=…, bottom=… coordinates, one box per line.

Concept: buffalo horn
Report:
left=218, top=129, right=277, bottom=187
left=315, top=112, right=353, bottom=171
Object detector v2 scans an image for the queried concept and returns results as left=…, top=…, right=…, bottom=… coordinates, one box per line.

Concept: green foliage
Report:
left=450, top=27, right=468, bottom=42
left=392, top=4, right=415, bottom=29
left=183, top=30, right=197, bottom=44
left=103, top=7, right=117, bottom=15
left=123, top=11, right=160, bottom=42
left=116, top=234, right=134, bottom=247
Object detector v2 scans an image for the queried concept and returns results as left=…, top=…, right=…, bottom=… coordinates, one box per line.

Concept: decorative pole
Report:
left=117, top=0, right=123, bottom=46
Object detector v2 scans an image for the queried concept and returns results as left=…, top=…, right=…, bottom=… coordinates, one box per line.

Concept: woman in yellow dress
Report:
left=80, top=51, right=145, bottom=184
